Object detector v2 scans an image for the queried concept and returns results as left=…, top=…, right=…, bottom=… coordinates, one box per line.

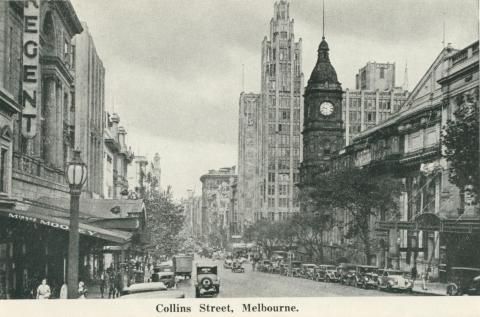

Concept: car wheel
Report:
left=447, top=284, right=457, bottom=296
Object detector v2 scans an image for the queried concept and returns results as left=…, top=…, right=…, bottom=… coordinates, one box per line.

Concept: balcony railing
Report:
left=12, top=152, right=65, bottom=185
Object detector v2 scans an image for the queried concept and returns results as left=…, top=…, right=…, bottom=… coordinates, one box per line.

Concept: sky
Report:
left=69, top=0, right=479, bottom=199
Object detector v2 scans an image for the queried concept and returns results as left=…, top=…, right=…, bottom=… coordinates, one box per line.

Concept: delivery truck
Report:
left=173, top=254, right=193, bottom=279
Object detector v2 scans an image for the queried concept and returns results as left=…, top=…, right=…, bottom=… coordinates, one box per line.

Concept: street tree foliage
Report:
left=443, top=91, right=479, bottom=199
left=144, top=184, right=185, bottom=259
left=307, top=167, right=402, bottom=262
left=246, top=167, right=402, bottom=263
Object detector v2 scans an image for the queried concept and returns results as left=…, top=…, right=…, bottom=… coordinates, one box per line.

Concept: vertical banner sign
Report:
left=22, top=0, right=40, bottom=138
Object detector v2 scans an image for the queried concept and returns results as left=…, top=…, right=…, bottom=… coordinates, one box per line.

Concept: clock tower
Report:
left=300, top=35, right=344, bottom=185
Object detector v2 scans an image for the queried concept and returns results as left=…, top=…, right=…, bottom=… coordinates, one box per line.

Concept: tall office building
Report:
left=355, top=62, right=396, bottom=91
left=238, top=0, right=304, bottom=225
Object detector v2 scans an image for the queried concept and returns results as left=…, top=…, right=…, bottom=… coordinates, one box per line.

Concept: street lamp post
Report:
left=65, top=150, right=88, bottom=299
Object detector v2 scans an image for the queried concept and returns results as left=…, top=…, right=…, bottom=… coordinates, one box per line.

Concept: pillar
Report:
left=43, top=77, right=57, bottom=165
left=56, top=83, right=64, bottom=168
left=375, top=89, right=380, bottom=125
left=360, top=90, right=365, bottom=131
left=345, top=89, right=350, bottom=145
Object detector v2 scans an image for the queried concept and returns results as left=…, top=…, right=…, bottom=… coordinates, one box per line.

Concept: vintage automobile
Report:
left=223, top=259, right=233, bottom=269
left=354, top=265, right=379, bottom=289
left=337, top=263, right=357, bottom=285
left=289, top=261, right=303, bottom=277
left=231, top=262, right=245, bottom=273
left=258, top=260, right=272, bottom=273
left=195, top=265, right=220, bottom=298
left=378, top=269, right=413, bottom=292
left=151, top=270, right=176, bottom=288
left=300, top=264, right=318, bottom=279
left=446, top=267, right=480, bottom=295
left=270, top=260, right=283, bottom=274
left=315, top=265, right=339, bottom=282
left=119, top=282, right=185, bottom=299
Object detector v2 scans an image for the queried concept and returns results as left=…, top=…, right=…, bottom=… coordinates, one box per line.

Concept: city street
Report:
left=175, top=259, right=412, bottom=298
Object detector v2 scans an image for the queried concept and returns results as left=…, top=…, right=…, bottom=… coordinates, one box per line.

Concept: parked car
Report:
left=337, top=263, right=357, bottom=285
left=151, top=270, right=176, bottom=288
left=258, top=260, right=272, bottom=272
left=300, top=264, right=318, bottom=279
left=315, top=265, right=339, bottom=282
left=290, top=261, right=303, bottom=277
left=355, top=265, right=379, bottom=289
left=195, top=265, right=220, bottom=298
left=378, top=269, right=413, bottom=292
left=446, top=267, right=480, bottom=296
left=223, top=259, right=233, bottom=269
left=119, top=282, right=185, bottom=299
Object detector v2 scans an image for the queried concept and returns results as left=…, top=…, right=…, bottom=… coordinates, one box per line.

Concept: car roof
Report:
left=358, top=265, right=378, bottom=268
left=156, top=272, right=174, bottom=276
left=120, top=290, right=185, bottom=299
left=126, top=282, right=167, bottom=293
left=451, top=267, right=480, bottom=271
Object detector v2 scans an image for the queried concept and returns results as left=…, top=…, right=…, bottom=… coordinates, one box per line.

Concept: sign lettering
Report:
left=22, top=0, right=40, bottom=138
left=8, top=212, right=97, bottom=237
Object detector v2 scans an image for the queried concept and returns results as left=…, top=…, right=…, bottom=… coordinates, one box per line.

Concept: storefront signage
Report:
left=22, top=0, right=40, bottom=138
left=8, top=212, right=97, bottom=236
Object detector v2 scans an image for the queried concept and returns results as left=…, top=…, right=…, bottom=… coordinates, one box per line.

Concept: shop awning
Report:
left=0, top=207, right=132, bottom=244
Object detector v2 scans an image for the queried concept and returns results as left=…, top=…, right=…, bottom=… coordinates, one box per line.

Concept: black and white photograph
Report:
left=0, top=0, right=479, bottom=312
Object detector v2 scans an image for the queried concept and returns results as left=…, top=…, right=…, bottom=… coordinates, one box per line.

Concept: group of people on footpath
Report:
left=410, top=263, right=431, bottom=290
left=36, top=278, right=88, bottom=299
left=99, top=266, right=123, bottom=299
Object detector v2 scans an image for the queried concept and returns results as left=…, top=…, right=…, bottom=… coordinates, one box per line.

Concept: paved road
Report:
left=175, top=259, right=411, bottom=297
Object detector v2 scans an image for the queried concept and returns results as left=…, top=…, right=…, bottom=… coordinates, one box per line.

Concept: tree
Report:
left=308, top=167, right=402, bottom=263
left=144, top=187, right=185, bottom=259
left=443, top=91, right=479, bottom=201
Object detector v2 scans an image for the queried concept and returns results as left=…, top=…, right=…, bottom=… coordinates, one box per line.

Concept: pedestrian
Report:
left=410, top=264, right=417, bottom=286
left=99, top=270, right=107, bottom=298
left=36, top=278, right=51, bottom=299
left=114, top=271, right=122, bottom=298
left=421, top=270, right=428, bottom=290
left=78, top=281, right=88, bottom=299
left=59, top=283, right=68, bottom=299
left=108, top=270, right=116, bottom=298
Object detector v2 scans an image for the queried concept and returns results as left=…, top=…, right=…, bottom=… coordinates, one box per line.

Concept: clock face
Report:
left=320, top=101, right=334, bottom=116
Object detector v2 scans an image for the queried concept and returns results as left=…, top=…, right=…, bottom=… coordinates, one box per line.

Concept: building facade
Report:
left=103, top=113, right=134, bottom=199
left=237, top=0, right=303, bottom=228
left=301, top=37, right=479, bottom=278
left=74, top=22, right=105, bottom=198
left=199, top=167, right=236, bottom=245
left=0, top=1, right=148, bottom=299
left=356, top=62, right=396, bottom=91
left=237, top=92, right=261, bottom=226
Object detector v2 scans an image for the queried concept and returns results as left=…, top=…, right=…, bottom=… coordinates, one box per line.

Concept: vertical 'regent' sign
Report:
left=22, top=0, right=40, bottom=138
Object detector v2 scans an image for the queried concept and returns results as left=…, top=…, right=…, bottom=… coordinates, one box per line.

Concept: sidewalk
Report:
left=412, top=281, right=446, bottom=296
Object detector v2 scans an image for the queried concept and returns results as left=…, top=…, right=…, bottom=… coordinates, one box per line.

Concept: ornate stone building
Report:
left=300, top=35, right=344, bottom=185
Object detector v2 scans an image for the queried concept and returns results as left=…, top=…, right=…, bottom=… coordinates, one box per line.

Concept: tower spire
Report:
left=322, top=0, right=325, bottom=39
left=242, top=64, right=245, bottom=92
left=403, top=60, right=409, bottom=91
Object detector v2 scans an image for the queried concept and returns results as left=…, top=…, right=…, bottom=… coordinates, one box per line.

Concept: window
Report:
left=0, top=148, right=7, bottom=192
left=268, top=185, right=275, bottom=195
left=64, top=39, right=69, bottom=60
left=268, top=198, right=275, bottom=208
left=268, top=172, right=275, bottom=182
left=279, top=184, right=288, bottom=196
left=380, top=68, right=385, bottom=79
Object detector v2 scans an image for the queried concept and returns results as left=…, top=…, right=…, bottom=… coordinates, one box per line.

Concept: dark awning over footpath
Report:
left=0, top=204, right=132, bottom=244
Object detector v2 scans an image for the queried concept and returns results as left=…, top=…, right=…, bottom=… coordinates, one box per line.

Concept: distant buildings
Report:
left=356, top=62, right=396, bottom=91
left=200, top=167, right=236, bottom=245
left=103, top=113, right=134, bottom=199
